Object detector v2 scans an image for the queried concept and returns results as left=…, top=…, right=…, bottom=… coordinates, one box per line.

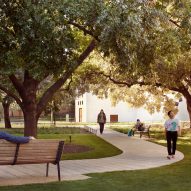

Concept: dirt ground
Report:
left=63, top=143, right=93, bottom=153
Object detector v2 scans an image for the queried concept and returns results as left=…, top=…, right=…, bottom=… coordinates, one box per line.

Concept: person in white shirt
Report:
left=164, top=110, right=180, bottom=159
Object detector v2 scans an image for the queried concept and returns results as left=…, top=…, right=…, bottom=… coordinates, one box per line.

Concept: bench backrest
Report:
left=144, top=125, right=151, bottom=131
left=0, top=139, right=64, bottom=165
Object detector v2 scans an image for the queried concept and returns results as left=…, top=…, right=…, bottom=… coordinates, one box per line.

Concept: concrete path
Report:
left=0, top=128, right=184, bottom=186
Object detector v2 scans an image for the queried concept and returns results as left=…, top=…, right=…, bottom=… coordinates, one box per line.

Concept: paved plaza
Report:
left=0, top=128, right=184, bottom=186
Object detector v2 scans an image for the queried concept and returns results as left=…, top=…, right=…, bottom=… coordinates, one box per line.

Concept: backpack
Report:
left=127, top=129, right=133, bottom=136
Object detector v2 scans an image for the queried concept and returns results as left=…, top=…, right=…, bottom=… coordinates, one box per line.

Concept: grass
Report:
left=0, top=127, right=89, bottom=134
left=0, top=121, right=165, bottom=129
left=0, top=127, right=122, bottom=160
left=39, top=134, right=122, bottom=160
left=38, top=133, right=122, bottom=160
left=1, top=127, right=191, bottom=190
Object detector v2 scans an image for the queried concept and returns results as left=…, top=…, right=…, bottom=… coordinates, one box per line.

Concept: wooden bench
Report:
left=133, top=125, right=151, bottom=138
left=0, top=139, right=64, bottom=181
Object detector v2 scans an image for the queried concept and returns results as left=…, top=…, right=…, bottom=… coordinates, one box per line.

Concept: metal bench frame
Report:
left=133, top=125, right=151, bottom=138
left=0, top=140, right=64, bottom=181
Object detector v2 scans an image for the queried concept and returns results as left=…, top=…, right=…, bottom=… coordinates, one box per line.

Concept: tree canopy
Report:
left=0, top=0, right=162, bottom=136
left=79, top=0, right=191, bottom=122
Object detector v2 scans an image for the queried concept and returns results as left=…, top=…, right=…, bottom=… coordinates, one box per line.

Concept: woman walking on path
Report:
left=164, top=110, right=180, bottom=159
left=97, top=109, right=106, bottom=134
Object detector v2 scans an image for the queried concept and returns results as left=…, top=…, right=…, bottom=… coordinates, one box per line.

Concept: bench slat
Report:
left=0, top=139, right=64, bottom=181
left=0, top=157, right=14, bottom=161
left=15, top=160, right=56, bottom=164
left=18, top=147, right=59, bottom=151
left=0, top=140, right=64, bottom=164
left=0, top=148, right=16, bottom=152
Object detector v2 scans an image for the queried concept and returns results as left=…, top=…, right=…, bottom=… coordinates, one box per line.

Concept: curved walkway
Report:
left=0, top=128, right=184, bottom=186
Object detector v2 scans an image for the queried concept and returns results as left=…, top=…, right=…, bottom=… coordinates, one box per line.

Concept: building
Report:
left=75, top=93, right=189, bottom=123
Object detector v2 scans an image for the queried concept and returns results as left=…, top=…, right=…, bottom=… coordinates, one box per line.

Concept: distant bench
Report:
left=133, top=125, right=151, bottom=138
left=0, top=139, right=64, bottom=181
left=181, top=121, right=191, bottom=128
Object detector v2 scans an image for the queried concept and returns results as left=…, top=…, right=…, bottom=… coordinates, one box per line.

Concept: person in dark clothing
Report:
left=164, top=110, right=180, bottom=159
left=0, top=131, right=35, bottom=144
left=134, top=119, right=145, bottom=131
left=131, top=119, right=145, bottom=135
left=97, top=109, right=106, bottom=134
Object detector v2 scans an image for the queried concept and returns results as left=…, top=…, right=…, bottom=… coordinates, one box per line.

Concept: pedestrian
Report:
left=97, top=109, right=106, bottom=134
left=0, top=131, right=35, bottom=144
left=164, top=110, right=180, bottom=159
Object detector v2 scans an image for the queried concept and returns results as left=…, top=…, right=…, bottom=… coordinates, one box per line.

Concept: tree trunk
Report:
left=50, top=107, right=54, bottom=124
left=181, top=88, right=191, bottom=128
left=2, top=102, right=12, bottom=129
left=22, top=91, right=38, bottom=137
left=186, top=98, right=191, bottom=128
left=23, top=110, right=37, bottom=137
left=7, top=40, right=96, bottom=137
left=21, top=72, right=39, bottom=137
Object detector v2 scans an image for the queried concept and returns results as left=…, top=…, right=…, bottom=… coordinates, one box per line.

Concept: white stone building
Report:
left=75, top=93, right=189, bottom=123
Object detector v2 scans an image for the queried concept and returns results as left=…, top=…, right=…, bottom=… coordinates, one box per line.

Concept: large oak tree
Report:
left=84, top=0, right=191, bottom=125
left=0, top=0, right=158, bottom=136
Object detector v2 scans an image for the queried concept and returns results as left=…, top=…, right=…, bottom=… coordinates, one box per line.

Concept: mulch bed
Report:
left=63, top=143, right=93, bottom=154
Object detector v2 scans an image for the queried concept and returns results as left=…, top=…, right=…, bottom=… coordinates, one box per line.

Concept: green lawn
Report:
left=39, top=133, right=122, bottom=160
left=1, top=128, right=191, bottom=191
left=0, top=127, right=122, bottom=160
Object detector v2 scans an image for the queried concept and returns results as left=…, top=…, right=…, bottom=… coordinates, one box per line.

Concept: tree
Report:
left=0, top=78, right=18, bottom=129
left=72, top=57, right=181, bottom=118
left=45, top=90, right=75, bottom=124
left=84, top=0, right=191, bottom=125
left=1, top=95, right=13, bottom=129
left=0, top=0, right=96, bottom=136
left=0, top=0, right=160, bottom=136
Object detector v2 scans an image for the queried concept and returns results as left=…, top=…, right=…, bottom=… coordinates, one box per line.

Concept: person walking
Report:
left=164, top=110, right=180, bottom=159
left=97, top=109, right=106, bottom=134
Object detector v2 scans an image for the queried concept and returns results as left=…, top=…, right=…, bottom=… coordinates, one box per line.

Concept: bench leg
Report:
left=46, top=163, right=49, bottom=177
left=57, top=162, right=61, bottom=181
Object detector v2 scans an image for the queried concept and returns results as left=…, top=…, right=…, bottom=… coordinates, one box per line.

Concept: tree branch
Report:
left=0, top=84, right=22, bottom=108
left=101, top=72, right=132, bottom=87
left=9, top=74, right=25, bottom=98
left=36, top=39, right=96, bottom=118
left=60, top=77, right=73, bottom=92
left=100, top=72, right=184, bottom=92
left=95, top=71, right=191, bottom=104
left=169, top=19, right=181, bottom=28
left=68, top=21, right=100, bottom=42
left=175, top=85, right=191, bottom=100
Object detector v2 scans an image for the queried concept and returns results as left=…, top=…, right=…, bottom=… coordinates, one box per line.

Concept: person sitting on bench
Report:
left=135, top=119, right=145, bottom=131
left=0, top=131, right=35, bottom=144
left=131, top=119, right=145, bottom=136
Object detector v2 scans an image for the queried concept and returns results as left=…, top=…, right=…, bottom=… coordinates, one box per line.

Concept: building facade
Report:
left=75, top=93, right=189, bottom=123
